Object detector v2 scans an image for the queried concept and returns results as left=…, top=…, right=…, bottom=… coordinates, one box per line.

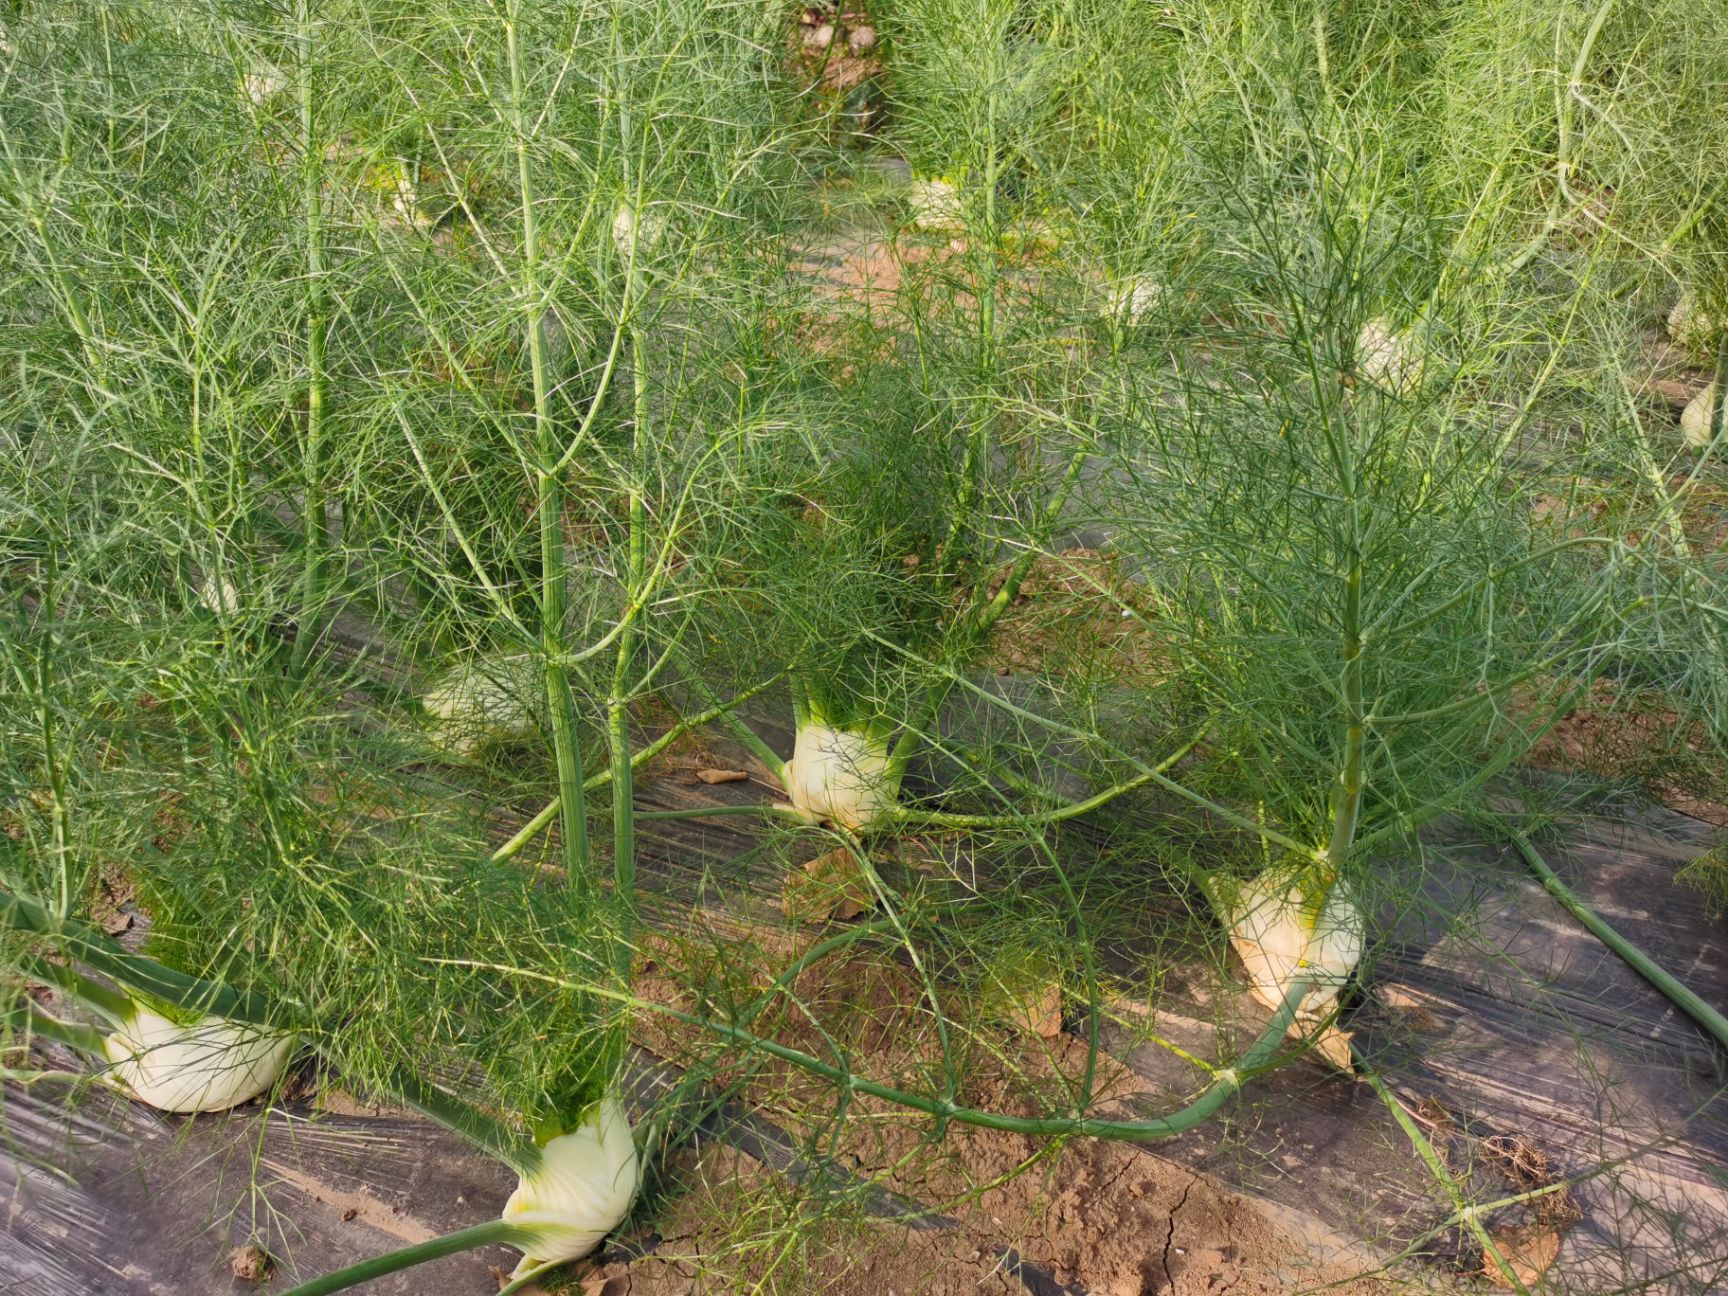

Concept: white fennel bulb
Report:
left=1669, top=292, right=1723, bottom=358
left=785, top=722, right=899, bottom=832
left=197, top=573, right=241, bottom=616
left=611, top=201, right=667, bottom=257
left=1356, top=317, right=1423, bottom=396
left=502, top=1094, right=640, bottom=1278
left=242, top=65, right=287, bottom=106
left=907, top=175, right=964, bottom=232
left=1681, top=383, right=1720, bottom=450
left=424, top=655, right=538, bottom=757
left=1103, top=276, right=1165, bottom=327
left=1223, top=872, right=1363, bottom=1020
left=103, top=1004, right=293, bottom=1114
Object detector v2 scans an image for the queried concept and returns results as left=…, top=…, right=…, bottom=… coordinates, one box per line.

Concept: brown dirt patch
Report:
left=591, top=1132, right=1391, bottom=1296
left=1526, top=679, right=1728, bottom=825
left=981, top=547, right=1172, bottom=683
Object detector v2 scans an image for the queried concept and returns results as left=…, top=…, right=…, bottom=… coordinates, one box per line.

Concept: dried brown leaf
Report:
left=695, top=768, right=749, bottom=784
left=1310, top=1024, right=1356, bottom=1073
left=1482, top=1223, right=1561, bottom=1289
left=782, top=847, right=874, bottom=923
left=1003, top=982, right=1064, bottom=1039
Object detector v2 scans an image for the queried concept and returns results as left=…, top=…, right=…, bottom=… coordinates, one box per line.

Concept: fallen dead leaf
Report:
left=782, top=846, right=874, bottom=923
left=1375, top=984, right=1441, bottom=1032
left=1310, top=1024, right=1357, bottom=1073
left=579, top=1267, right=630, bottom=1296
left=1482, top=1223, right=1561, bottom=1289
left=1002, top=981, right=1064, bottom=1039
left=695, top=768, right=749, bottom=784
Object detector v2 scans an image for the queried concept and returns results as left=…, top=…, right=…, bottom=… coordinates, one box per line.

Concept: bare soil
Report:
left=583, top=1134, right=1393, bottom=1296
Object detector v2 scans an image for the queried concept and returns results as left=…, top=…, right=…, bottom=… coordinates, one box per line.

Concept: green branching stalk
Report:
left=864, top=631, right=1313, bottom=857
left=289, top=0, right=329, bottom=672
left=683, top=670, right=790, bottom=786
left=506, top=0, right=590, bottom=889
left=1362, top=1066, right=1534, bottom=1295
left=1486, top=0, right=1618, bottom=283
left=32, top=646, right=74, bottom=918
left=491, top=674, right=784, bottom=864
left=1324, top=480, right=1366, bottom=882
left=608, top=244, right=652, bottom=990
left=615, top=973, right=1314, bottom=1142
left=885, top=730, right=1204, bottom=832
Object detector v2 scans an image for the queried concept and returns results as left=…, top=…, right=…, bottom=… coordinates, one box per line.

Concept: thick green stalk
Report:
left=606, top=300, right=651, bottom=988
left=507, top=0, right=590, bottom=888
left=23, top=957, right=133, bottom=1028
left=289, top=0, right=329, bottom=672
left=490, top=674, right=786, bottom=864
left=33, top=649, right=73, bottom=917
left=5, top=1003, right=108, bottom=1057
left=638, top=975, right=1312, bottom=1141
left=889, top=443, right=1094, bottom=782
left=1324, top=503, right=1366, bottom=879
left=0, top=888, right=273, bottom=1026
left=278, top=1219, right=529, bottom=1296
left=978, top=131, right=998, bottom=378
left=1511, top=833, right=1728, bottom=1051
left=682, top=670, right=788, bottom=785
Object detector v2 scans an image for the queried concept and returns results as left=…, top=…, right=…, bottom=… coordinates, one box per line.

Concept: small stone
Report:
left=848, top=24, right=877, bottom=52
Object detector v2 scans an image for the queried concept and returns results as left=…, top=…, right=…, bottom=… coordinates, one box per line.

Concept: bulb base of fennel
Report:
left=784, top=721, right=901, bottom=833
left=1216, top=869, right=1365, bottom=1023
left=423, top=654, right=539, bottom=757
left=502, top=1093, right=640, bottom=1278
left=102, top=1003, right=293, bottom=1114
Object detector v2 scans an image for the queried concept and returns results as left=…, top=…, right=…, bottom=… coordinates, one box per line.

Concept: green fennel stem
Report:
left=646, top=975, right=1311, bottom=1140
left=278, top=1220, right=530, bottom=1296
left=607, top=299, right=651, bottom=990
left=1511, top=833, right=1728, bottom=1051
left=289, top=0, right=329, bottom=672
left=490, top=674, right=785, bottom=864
left=23, top=956, right=134, bottom=1027
left=886, top=730, right=1205, bottom=832
left=863, top=631, right=1312, bottom=856
left=5, top=1003, right=108, bottom=1057
left=1325, top=528, right=1365, bottom=878
left=1363, top=1066, right=1533, bottom=1294
left=507, top=0, right=591, bottom=888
